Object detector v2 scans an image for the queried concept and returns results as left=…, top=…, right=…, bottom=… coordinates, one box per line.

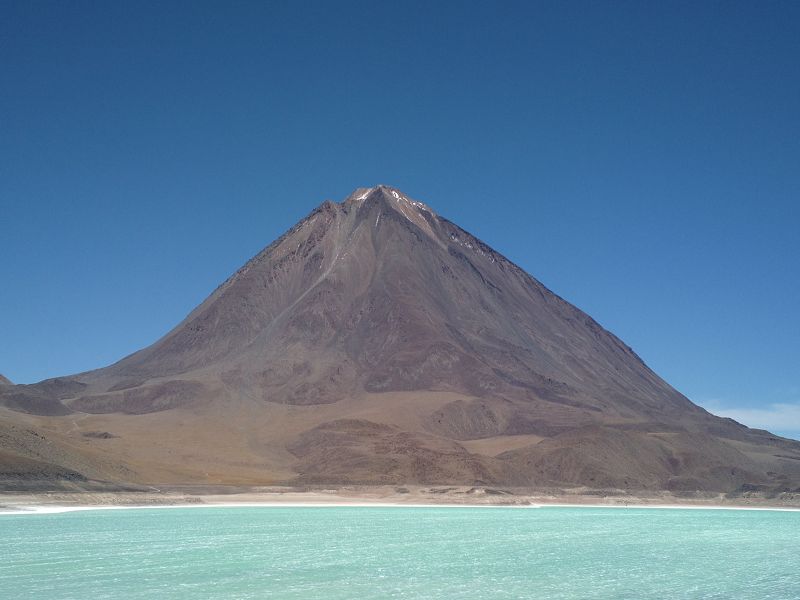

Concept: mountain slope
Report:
left=3, top=186, right=800, bottom=493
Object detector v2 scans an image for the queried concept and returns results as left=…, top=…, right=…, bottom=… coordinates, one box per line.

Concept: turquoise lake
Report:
left=1, top=506, right=798, bottom=599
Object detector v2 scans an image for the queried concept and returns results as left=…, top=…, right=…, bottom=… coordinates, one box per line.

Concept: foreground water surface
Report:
left=1, top=505, right=798, bottom=599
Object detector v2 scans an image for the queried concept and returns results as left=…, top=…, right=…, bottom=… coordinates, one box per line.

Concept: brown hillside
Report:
left=2, top=186, right=799, bottom=494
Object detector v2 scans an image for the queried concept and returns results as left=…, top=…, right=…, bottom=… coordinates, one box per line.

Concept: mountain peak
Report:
left=344, top=185, right=433, bottom=213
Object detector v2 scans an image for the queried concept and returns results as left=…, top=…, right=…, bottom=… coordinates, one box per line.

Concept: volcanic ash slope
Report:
left=2, top=186, right=799, bottom=494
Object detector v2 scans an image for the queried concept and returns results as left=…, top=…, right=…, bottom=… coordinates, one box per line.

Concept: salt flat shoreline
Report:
left=3, top=502, right=800, bottom=516
left=2, top=486, right=799, bottom=514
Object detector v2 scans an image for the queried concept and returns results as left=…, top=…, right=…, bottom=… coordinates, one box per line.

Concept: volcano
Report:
left=2, top=185, right=799, bottom=493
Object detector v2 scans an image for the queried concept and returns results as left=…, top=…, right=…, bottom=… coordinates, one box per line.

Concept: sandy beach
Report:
left=3, top=485, right=800, bottom=514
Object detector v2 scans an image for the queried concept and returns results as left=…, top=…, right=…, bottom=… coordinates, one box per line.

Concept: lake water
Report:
left=1, top=505, right=798, bottom=599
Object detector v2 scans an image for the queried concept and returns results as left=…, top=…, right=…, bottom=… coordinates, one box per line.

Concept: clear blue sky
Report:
left=1, top=1, right=798, bottom=437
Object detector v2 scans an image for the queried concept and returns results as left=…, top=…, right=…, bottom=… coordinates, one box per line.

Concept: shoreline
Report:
left=3, top=502, right=800, bottom=516
left=3, top=485, right=800, bottom=514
